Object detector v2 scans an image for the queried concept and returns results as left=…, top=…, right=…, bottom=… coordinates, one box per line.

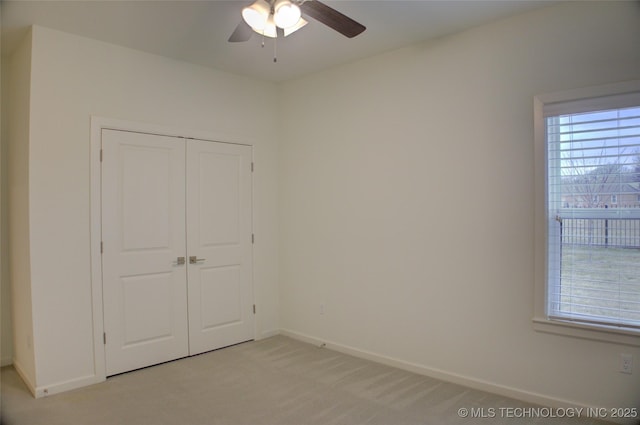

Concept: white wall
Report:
left=0, top=2, right=14, bottom=369
left=279, top=1, right=640, bottom=413
left=6, top=29, right=35, bottom=384
left=12, top=25, right=280, bottom=393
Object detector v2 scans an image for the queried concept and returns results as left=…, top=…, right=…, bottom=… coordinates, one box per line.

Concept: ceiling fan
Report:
left=228, top=0, right=366, bottom=43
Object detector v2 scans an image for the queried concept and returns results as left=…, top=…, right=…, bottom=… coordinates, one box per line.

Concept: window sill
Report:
left=532, top=317, right=640, bottom=347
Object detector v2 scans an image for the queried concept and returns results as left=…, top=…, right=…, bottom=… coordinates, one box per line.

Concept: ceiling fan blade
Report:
left=228, top=20, right=254, bottom=42
left=299, top=0, right=366, bottom=38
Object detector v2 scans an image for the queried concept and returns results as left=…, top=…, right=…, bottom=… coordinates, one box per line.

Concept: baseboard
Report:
left=33, top=374, right=106, bottom=398
left=12, top=359, right=105, bottom=398
left=280, top=329, right=634, bottom=425
left=259, top=329, right=280, bottom=340
left=12, top=360, right=37, bottom=397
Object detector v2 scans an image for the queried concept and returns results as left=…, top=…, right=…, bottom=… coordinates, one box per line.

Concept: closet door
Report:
left=186, top=140, right=254, bottom=355
left=102, top=130, right=189, bottom=376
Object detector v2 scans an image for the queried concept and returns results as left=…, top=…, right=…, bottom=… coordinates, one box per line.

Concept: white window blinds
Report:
left=545, top=93, right=640, bottom=330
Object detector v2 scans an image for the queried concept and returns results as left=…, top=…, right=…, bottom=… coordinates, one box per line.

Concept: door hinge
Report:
left=103, top=332, right=107, bottom=345
left=101, top=241, right=104, bottom=253
left=100, top=149, right=103, bottom=162
left=251, top=162, right=254, bottom=172
left=252, top=234, right=255, bottom=244
left=253, top=304, right=256, bottom=314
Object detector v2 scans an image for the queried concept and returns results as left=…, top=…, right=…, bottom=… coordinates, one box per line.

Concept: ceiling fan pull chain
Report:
left=273, top=35, right=277, bottom=62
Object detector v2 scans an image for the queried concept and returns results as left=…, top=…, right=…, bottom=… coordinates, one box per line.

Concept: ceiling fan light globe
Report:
left=274, top=0, right=301, bottom=29
left=260, top=14, right=278, bottom=38
left=242, top=0, right=270, bottom=30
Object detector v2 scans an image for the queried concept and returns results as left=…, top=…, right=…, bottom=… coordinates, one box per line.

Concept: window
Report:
left=534, top=81, right=640, bottom=343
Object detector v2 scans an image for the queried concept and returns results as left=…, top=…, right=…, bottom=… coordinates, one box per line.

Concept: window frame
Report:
left=533, top=80, right=640, bottom=346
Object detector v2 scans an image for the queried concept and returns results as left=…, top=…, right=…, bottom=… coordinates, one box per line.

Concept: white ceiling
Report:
left=1, top=0, right=558, bottom=82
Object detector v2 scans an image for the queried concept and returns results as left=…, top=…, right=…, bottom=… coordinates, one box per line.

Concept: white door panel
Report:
left=199, top=266, right=242, bottom=328
left=197, top=153, right=241, bottom=246
left=186, top=140, right=254, bottom=355
left=102, top=130, right=189, bottom=376
left=121, top=272, right=174, bottom=346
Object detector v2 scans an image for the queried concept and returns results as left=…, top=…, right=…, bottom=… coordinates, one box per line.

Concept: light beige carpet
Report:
left=1, top=335, right=609, bottom=425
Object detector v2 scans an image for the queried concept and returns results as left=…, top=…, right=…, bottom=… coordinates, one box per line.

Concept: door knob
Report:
left=189, top=256, right=206, bottom=264
left=173, top=256, right=186, bottom=266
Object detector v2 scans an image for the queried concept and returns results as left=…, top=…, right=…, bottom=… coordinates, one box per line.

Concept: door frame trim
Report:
left=90, top=116, right=255, bottom=381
